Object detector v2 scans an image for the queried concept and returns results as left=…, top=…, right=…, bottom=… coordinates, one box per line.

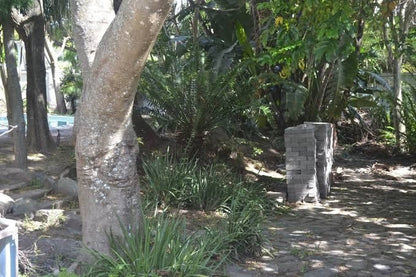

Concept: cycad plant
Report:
left=139, top=48, right=237, bottom=153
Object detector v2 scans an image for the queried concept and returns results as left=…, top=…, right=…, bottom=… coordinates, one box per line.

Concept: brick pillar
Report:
left=304, top=122, right=334, bottom=198
left=284, top=125, right=319, bottom=203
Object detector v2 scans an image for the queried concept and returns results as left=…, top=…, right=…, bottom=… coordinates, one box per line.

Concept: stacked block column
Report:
left=284, top=122, right=334, bottom=203
left=305, top=122, right=334, bottom=198
left=284, top=125, right=319, bottom=202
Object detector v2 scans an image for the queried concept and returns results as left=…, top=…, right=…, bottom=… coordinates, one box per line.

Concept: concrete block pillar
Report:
left=284, top=125, right=319, bottom=202
left=284, top=122, right=334, bottom=203
left=304, top=122, right=334, bottom=198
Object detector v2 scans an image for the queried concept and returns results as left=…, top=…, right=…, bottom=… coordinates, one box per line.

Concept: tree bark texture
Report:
left=71, top=0, right=173, bottom=255
left=45, top=36, right=68, bottom=114
left=13, top=1, right=56, bottom=153
left=3, top=16, right=27, bottom=169
left=392, top=55, right=405, bottom=148
left=388, top=0, right=415, bottom=150
left=0, top=64, right=12, bottom=124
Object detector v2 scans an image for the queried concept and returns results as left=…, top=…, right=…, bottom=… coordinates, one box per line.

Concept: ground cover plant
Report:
left=82, top=151, right=278, bottom=276
left=84, top=211, right=226, bottom=277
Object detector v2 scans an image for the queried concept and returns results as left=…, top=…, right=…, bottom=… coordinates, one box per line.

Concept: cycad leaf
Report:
left=235, top=21, right=254, bottom=58
left=284, top=81, right=308, bottom=120
left=338, top=52, right=358, bottom=91
left=326, top=52, right=359, bottom=120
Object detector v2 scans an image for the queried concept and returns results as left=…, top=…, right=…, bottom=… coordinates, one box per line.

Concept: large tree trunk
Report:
left=3, top=16, right=27, bottom=169
left=13, top=1, right=56, bottom=153
left=71, top=0, right=172, bottom=255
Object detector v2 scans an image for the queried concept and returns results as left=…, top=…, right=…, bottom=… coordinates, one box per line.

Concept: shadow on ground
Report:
left=229, top=154, right=416, bottom=277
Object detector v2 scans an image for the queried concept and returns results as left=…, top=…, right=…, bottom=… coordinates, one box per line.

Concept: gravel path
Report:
left=228, top=157, right=416, bottom=276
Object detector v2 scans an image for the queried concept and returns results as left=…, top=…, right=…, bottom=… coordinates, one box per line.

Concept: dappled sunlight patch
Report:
left=238, top=259, right=279, bottom=274
left=385, top=223, right=413, bottom=229
left=309, top=259, right=324, bottom=269
left=363, top=233, right=382, bottom=240
left=399, top=243, right=415, bottom=252
left=0, top=153, right=15, bottom=163
left=250, top=261, right=279, bottom=273
left=355, top=216, right=386, bottom=224
left=289, top=230, right=312, bottom=238
left=20, top=210, right=67, bottom=232
left=327, top=249, right=349, bottom=256
left=267, top=226, right=285, bottom=231
left=321, top=207, right=358, bottom=217
left=244, top=158, right=285, bottom=179
left=28, top=153, right=47, bottom=162
left=345, top=238, right=358, bottom=246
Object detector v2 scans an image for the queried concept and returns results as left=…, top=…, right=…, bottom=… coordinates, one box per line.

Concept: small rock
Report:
left=1, top=167, right=26, bottom=175
left=54, top=178, right=78, bottom=199
left=32, top=172, right=55, bottom=188
left=13, top=188, right=52, bottom=200
left=11, top=198, right=39, bottom=216
left=0, top=193, right=14, bottom=216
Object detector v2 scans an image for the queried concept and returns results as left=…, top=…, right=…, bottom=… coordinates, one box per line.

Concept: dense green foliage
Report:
left=138, top=0, right=415, bottom=149
left=140, top=51, right=239, bottom=150
left=142, top=152, right=275, bottom=258
left=142, top=153, right=231, bottom=211
left=85, top=212, right=226, bottom=277
left=142, top=152, right=274, bottom=212
left=85, top=151, right=277, bottom=275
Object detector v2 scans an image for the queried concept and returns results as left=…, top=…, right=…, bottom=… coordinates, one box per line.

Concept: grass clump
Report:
left=142, top=152, right=278, bottom=260
left=222, top=186, right=267, bottom=258
left=142, top=153, right=232, bottom=211
left=85, top=212, right=226, bottom=277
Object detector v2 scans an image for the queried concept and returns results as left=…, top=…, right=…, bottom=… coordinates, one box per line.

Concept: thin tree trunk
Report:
left=45, top=36, right=68, bottom=114
left=0, top=64, right=12, bottom=125
left=393, top=55, right=405, bottom=149
left=3, top=16, right=27, bottom=168
left=250, top=0, right=261, bottom=55
left=14, top=2, right=56, bottom=153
